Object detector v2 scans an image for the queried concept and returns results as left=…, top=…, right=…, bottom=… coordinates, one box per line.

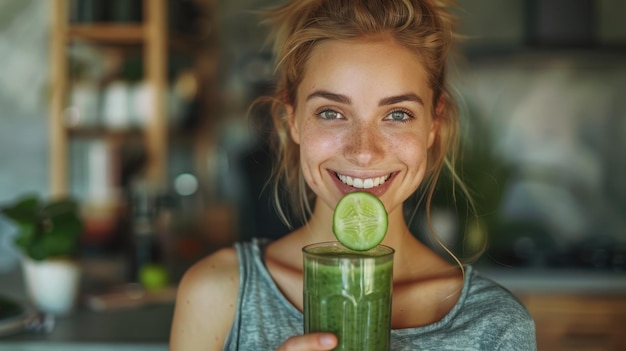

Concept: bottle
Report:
left=128, top=181, right=161, bottom=282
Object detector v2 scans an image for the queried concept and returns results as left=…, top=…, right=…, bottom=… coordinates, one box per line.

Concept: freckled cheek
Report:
left=300, top=127, right=340, bottom=156
left=390, top=134, right=429, bottom=165
left=298, top=130, right=339, bottom=179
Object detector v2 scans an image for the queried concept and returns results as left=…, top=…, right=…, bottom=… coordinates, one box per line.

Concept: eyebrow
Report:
left=306, top=90, right=424, bottom=107
left=378, top=93, right=424, bottom=107
left=306, top=90, right=351, bottom=104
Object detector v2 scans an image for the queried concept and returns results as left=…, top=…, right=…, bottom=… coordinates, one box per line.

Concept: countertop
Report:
left=0, top=264, right=172, bottom=351
left=1, top=259, right=625, bottom=350
left=476, top=265, right=626, bottom=295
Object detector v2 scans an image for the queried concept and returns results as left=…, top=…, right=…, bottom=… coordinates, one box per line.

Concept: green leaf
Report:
left=13, top=223, right=36, bottom=251
left=45, top=210, right=83, bottom=258
left=2, top=194, right=84, bottom=260
left=26, top=243, right=47, bottom=261
left=0, top=195, right=40, bottom=225
left=47, top=213, right=83, bottom=240
left=40, top=230, right=78, bottom=258
left=43, top=199, right=79, bottom=219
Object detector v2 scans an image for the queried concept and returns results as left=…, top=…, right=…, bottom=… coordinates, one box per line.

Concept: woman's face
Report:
left=288, top=37, right=439, bottom=215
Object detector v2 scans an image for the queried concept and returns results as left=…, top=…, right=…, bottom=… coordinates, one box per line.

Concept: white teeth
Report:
left=346, top=176, right=353, bottom=186
left=337, top=173, right=390, bottom=189
left=353, top=178, right=363, bottom=188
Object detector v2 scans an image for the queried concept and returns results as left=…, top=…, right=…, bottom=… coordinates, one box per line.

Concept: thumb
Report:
left=276, top=333, right=337, bottom=350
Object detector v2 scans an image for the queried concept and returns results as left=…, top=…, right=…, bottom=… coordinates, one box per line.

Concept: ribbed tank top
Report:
left=223, top=239, right=536, bottom=350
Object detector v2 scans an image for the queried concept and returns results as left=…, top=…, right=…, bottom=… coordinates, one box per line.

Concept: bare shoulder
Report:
left=169, top=247, right=240, bottom=350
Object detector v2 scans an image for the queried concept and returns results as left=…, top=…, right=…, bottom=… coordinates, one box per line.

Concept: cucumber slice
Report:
left=333, top=192, right=388, bottom=251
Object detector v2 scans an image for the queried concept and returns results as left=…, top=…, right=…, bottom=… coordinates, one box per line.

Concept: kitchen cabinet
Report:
left=482, top=267, right=626, bottom=350
left=518, top=292, right=626, bottom=350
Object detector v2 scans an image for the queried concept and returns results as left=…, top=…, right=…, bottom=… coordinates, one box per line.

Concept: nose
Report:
left=344, top=122, right=384, bottom=166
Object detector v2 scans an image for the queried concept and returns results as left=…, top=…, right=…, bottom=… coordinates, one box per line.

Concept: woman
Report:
left=170, top=0, right=537, bottom=350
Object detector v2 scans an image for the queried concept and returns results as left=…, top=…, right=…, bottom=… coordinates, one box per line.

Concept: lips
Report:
left=335, top=172, right=391, bottom=189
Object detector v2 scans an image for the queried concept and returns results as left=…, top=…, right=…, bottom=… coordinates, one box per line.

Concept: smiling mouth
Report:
left=335, top=173, right=391, bottom=189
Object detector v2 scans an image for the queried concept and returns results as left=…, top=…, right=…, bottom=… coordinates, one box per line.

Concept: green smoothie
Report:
left=303, top=242, right=394, bottom=351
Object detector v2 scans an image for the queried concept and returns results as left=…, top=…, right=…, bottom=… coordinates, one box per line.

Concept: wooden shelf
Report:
left=50, top=0, right=169, bottom=196
left=66, top=126, right=144, bottom=140
left=67, top=24, right=205, bottom=52
left=50, top=0, right=217, bottom=200
left=68, top=24, right=145, bottom=44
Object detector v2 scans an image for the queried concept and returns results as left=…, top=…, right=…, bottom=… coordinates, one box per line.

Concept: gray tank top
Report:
left=223, top=239, right=536, bottom=350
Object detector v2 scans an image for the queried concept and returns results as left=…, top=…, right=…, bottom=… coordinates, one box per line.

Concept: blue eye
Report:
left=318, top=109, right=341, bottom=120
left=387, top=110, right=411, bottom=121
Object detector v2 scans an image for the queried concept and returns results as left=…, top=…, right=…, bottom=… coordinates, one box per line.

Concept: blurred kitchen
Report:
left=0, top=0, right=624, bottom=350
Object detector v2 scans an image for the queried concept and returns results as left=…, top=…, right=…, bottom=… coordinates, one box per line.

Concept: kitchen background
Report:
left=0, top=0, right=625, bottom=348
left=2, top=0, right=623, bottom=272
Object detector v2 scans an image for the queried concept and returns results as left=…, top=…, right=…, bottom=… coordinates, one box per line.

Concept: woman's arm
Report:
left=169, top=247, right=240, bottom=350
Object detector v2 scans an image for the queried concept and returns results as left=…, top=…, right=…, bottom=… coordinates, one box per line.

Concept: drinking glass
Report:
left=303, top=241, right=394, bottom=351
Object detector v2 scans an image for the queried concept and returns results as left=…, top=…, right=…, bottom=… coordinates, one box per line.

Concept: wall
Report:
left=0, top=0, right=49, bottom=270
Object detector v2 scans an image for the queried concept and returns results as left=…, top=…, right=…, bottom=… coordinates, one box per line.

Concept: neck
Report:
left=298, top=199, right=336, bottom=243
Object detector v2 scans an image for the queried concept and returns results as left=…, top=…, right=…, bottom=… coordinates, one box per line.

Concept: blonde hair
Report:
left=254, top=0, right=481, bottom=259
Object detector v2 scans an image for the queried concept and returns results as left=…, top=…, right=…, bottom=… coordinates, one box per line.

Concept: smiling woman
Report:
left=170, top=1, right=537, bottom=350
left=288, top=38, right=438, bottom=210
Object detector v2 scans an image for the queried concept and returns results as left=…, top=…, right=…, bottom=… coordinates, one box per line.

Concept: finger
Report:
left=276, top=333, right=337, bottom=351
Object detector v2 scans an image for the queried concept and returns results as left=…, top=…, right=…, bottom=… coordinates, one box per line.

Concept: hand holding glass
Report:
left=303, top=242, right=394, bottom=351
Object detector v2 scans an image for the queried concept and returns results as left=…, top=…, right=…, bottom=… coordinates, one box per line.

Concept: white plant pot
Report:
left=22, top=257, right=81, bottom=316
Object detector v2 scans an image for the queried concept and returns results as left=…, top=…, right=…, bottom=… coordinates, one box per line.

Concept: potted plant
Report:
left=0, top=194, right=84, bottom=315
